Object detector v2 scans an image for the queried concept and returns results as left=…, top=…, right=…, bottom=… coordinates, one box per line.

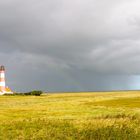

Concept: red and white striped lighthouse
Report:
left=0, top=65, right=6, bottom=92
left=0, top=65, right=13, bottom=95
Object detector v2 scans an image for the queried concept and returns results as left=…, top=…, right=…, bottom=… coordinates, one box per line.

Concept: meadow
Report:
left=0, top=91, right=140, bottom=140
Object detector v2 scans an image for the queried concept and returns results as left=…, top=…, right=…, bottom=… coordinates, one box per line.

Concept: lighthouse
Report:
left=0, top=66, right=6, bottom=92
left=0, top=66, right=13, bottom=95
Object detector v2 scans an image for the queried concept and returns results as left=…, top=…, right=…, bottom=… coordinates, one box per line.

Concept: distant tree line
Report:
left=4, top=90, right=43, bottom=96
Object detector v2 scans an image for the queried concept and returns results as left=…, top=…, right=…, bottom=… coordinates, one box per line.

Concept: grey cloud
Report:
left=1, top=0, right=140, bottom=92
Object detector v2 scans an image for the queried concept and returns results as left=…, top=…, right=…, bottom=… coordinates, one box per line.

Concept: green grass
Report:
left=0, top=91, right=140, bottom=139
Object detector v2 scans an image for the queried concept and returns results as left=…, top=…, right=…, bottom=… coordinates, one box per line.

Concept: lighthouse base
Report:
left=0, top=87, right=13, bottom=95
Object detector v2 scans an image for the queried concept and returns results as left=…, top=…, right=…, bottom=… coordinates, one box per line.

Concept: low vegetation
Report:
left=0, top=91, right=140, bottom=139
left=6, top=90, right=43, bottom=96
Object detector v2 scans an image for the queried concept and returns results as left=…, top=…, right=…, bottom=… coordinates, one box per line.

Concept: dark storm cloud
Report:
left=1, top=0, right=140, bottom=92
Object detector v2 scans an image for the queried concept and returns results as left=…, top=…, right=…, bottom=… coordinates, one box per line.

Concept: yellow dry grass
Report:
left=0, top=91, right=140, bottom=139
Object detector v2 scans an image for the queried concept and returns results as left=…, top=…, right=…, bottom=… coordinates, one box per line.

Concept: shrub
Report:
left=31, top=90, right=43, bottom=96
left=14, top=93, right=25, bottom=95
left=10, top=91, right=43, bottom=96
left=24, top=92, right=32, bottom=96
left=3, top=93, right=14, bottom=96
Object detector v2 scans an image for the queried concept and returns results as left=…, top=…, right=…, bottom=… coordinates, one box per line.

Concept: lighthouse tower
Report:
left=0, top=66, right=13, bottom=95
left=0, top=66, right=6, bottom=93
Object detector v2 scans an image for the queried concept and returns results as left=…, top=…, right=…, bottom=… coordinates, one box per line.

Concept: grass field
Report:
left=0, top=91, right=140, bottom=140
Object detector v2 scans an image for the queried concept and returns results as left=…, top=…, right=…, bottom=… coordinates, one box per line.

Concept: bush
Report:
left=3, top=93, right=14, bottom=96
left=31, top=90, right=43, bottom=96
left=24, top=92, right=32, bottom=96
left=14, top=93, right=25, bottom=95
left=11, top=91, right=43, bottom=96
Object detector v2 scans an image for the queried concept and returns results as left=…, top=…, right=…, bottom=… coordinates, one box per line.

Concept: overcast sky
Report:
left=1, top=0, right=140, bottom=92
